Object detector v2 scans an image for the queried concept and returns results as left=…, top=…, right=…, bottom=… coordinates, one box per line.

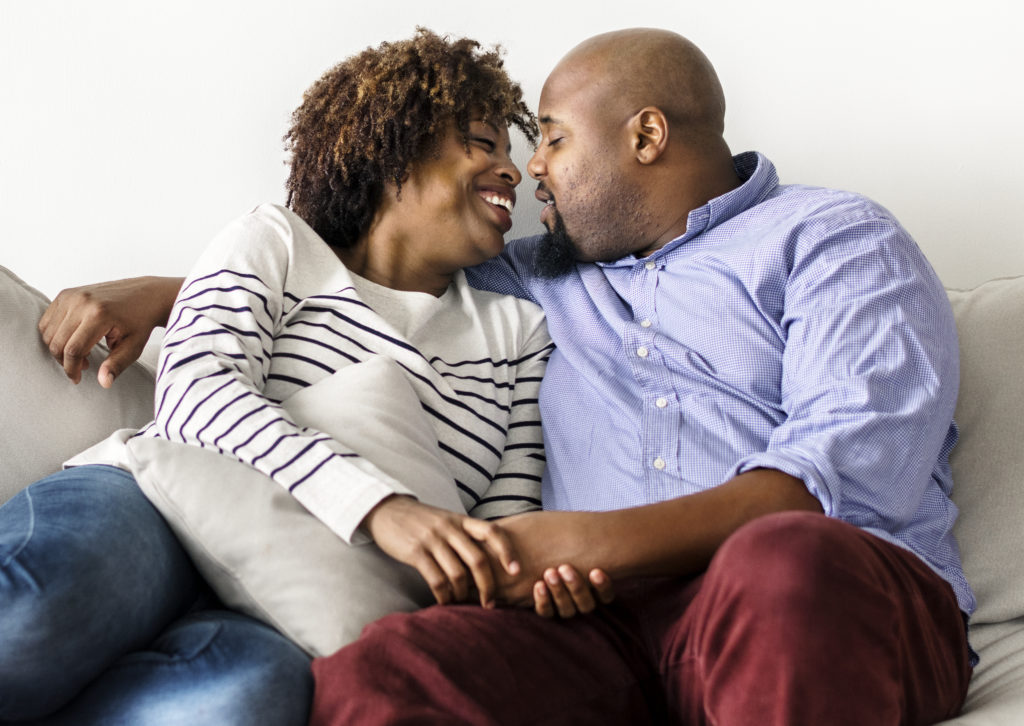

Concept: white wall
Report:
left=2, top=0, right=1021, bottom=298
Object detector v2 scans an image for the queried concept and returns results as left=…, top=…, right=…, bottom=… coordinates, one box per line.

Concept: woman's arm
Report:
left=467, top=313, right=553, bottom=520
left=39, top=275, right=183, bottom=386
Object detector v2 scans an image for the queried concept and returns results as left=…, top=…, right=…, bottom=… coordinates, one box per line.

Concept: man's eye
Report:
left=547, top=137, right=563, bottom=148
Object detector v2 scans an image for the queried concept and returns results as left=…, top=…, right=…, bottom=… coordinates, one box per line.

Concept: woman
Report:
left=0, top=29, right=568, bottom=725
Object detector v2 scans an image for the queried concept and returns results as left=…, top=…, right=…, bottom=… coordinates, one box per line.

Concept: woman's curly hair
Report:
left=284, top=28, right=538, bottom=249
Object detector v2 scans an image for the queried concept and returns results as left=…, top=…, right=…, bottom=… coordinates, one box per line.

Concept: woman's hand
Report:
left=38, top=276, right=183, bottom=387
left=532, top=566, right=615, bottom=618
left=362, top=495, right=520, bottom=608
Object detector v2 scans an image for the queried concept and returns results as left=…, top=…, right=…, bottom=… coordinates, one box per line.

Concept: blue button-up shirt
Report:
left=466, top=151, right=974, bottom=616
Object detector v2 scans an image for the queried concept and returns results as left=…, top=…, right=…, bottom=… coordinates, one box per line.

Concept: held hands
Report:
left=364, top=496, right=615, bottom=617
left=362, top=495, right=521, bottom=608
left=38, top=276, right=181, bottom=388
left=491, top=510, right=616, bottom=618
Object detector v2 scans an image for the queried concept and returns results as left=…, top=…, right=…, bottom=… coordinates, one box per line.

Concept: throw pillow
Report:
left=127, top=356, right=463, bottom=657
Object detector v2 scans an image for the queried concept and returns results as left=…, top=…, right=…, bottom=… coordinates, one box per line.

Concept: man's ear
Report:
left=630, top=107, right=669, bottom=164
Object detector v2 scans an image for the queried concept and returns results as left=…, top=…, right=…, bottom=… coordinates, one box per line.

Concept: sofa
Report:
left=2, top=261, right=1024, bottom=723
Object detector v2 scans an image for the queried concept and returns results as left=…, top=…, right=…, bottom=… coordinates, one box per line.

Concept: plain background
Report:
left=2, top=0, right=1021, bottom=298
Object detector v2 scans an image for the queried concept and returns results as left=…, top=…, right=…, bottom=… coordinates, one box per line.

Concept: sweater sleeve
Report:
left=153, top=209, right=409, bottom=543
left=468, top=310, right=553, bottom=519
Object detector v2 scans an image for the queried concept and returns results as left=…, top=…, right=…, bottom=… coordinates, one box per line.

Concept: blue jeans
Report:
left=0, top=466, right=312, bottom=725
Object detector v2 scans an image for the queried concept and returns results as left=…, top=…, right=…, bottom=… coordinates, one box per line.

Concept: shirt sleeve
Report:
left=153, top=210, right=409, bottom=544
left=726, top=214, right=960, bottom=534
left=468, top=311, right=553, bottom=519
left=464, top=236, right=543, bottom=303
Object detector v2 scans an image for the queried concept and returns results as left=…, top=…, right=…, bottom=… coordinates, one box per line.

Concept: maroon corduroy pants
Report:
left=311, top=511, right=972, bottom=725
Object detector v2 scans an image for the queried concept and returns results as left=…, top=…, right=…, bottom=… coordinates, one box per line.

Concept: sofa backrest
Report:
left=947, top=275, right=1024, bottom=625
left=0, top=265, right=155, bottom=504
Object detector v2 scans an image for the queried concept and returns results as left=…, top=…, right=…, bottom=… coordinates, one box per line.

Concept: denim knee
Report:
left=0, top=466, right=201, bottom=720
left=45, top=610, right=313, bottom=726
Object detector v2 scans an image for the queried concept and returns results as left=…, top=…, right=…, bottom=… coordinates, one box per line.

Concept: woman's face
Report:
left=396, top=119, right=522, bottom=272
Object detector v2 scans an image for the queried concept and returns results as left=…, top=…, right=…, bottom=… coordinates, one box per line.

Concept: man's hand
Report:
left=487, top=510, right=615, bottom=616
left=532, top=565, right=615, bottom=618
left=38, top=276, right=182, bottom=387
left=490, top=469, right=821, bottom=617
left=363, top=495, right=521, bottom=608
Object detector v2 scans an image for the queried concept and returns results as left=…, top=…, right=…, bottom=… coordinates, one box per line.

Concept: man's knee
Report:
left=707, top=511, right=861, bottom=610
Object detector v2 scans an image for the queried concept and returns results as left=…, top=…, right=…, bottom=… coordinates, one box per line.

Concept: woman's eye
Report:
left=472, top=137, right=496, bottom=151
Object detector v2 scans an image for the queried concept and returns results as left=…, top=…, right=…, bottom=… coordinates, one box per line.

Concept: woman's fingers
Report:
left=462, top=516, right=520, bottom=576
left=363, top=496, right=524, bottom=608
left=411, top=550, right=454, bottom=605
left=428, top=534, right=475, bottom=603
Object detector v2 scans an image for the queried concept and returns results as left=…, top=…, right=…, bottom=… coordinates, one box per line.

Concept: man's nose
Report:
left=527, top=147, right=546, bottom=180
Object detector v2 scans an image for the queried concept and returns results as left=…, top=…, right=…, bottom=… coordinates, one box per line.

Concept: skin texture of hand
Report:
left=38, top=275, right=183, bottom=387
left=362, top=495, right=521, bottom=608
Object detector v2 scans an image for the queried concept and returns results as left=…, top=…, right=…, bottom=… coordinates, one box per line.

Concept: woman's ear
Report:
left=630, top=106, right=669, bottom=164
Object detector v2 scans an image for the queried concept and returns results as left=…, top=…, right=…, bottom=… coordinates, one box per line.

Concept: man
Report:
left=42, top=28, right=973, bottom=725
left=307, top=29, right=973, bottom=724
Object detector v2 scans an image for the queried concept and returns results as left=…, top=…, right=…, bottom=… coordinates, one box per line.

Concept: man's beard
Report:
left=533, top=207, right=578, bottom=279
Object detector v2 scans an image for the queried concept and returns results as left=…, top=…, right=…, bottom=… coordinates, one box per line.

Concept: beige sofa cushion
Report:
left=0, top=265, right=155, bottom=505
left=948, top=275, right=1024, bottom=625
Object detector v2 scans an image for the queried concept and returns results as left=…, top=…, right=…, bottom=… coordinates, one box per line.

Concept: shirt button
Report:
left=655, top=397, right=668, bottom=408
left=636, top=346, right=649, bottom=358
left=640, top=319, right=652, bottom=328
left=644, top=261, right=656, bottom=271
left=653, top=457, right=666, bottom=470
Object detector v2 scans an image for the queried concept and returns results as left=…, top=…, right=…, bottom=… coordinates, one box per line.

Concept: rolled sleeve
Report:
left=728, top=216, right=959, bottom=532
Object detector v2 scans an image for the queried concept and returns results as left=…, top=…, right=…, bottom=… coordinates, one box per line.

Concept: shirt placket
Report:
left=625, top=258, right=680, bottom=494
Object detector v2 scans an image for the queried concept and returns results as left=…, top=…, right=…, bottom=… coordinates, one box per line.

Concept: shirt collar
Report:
left=597, top=151, right=779, bottom=268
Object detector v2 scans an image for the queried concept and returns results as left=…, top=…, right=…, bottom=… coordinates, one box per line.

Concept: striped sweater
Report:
left=134, top=204, right=552, bottom=543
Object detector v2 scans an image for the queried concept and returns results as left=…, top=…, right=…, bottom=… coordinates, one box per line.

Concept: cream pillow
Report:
left=0, top=265, right=155, bottom=505
left=126, top=356, right=464, bottom=657
left=947, top=275, right=1024, bottom=625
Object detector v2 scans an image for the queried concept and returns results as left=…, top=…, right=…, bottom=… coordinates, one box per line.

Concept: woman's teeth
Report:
left=483, top=194, right=514, bottom=213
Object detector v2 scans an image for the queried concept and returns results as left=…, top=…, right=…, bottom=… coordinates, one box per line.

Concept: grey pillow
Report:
left=127, top=356, right=463, bottom=657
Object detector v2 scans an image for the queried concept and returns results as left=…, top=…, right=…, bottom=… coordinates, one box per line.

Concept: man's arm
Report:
left=38, top=276, right=183, bottom=386
left=497, top=467, right=822, bottom=608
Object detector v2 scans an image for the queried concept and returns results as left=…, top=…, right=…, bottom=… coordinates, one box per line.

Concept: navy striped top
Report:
left=135, top=204, right=552, bottom=543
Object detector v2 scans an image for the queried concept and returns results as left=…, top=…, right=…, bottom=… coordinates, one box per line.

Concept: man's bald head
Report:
left=528, top=28, right=741, bottom=272
left=550, top=28, right=727, bottom=139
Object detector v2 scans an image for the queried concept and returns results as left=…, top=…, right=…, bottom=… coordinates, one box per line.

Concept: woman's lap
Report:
left=0, top=465, right=311, bottom=723
left=29, top=610, right=312, bottom=726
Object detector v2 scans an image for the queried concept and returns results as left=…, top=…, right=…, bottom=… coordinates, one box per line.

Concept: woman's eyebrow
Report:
left=478, top=119, right=512, bottom=154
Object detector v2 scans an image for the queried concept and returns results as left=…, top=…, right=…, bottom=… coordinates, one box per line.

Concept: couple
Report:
left=7, top=26, right=973, bottom=726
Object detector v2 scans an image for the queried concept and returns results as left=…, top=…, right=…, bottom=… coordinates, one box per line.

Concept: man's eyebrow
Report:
left=538, top=115, right=562, bottom=126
